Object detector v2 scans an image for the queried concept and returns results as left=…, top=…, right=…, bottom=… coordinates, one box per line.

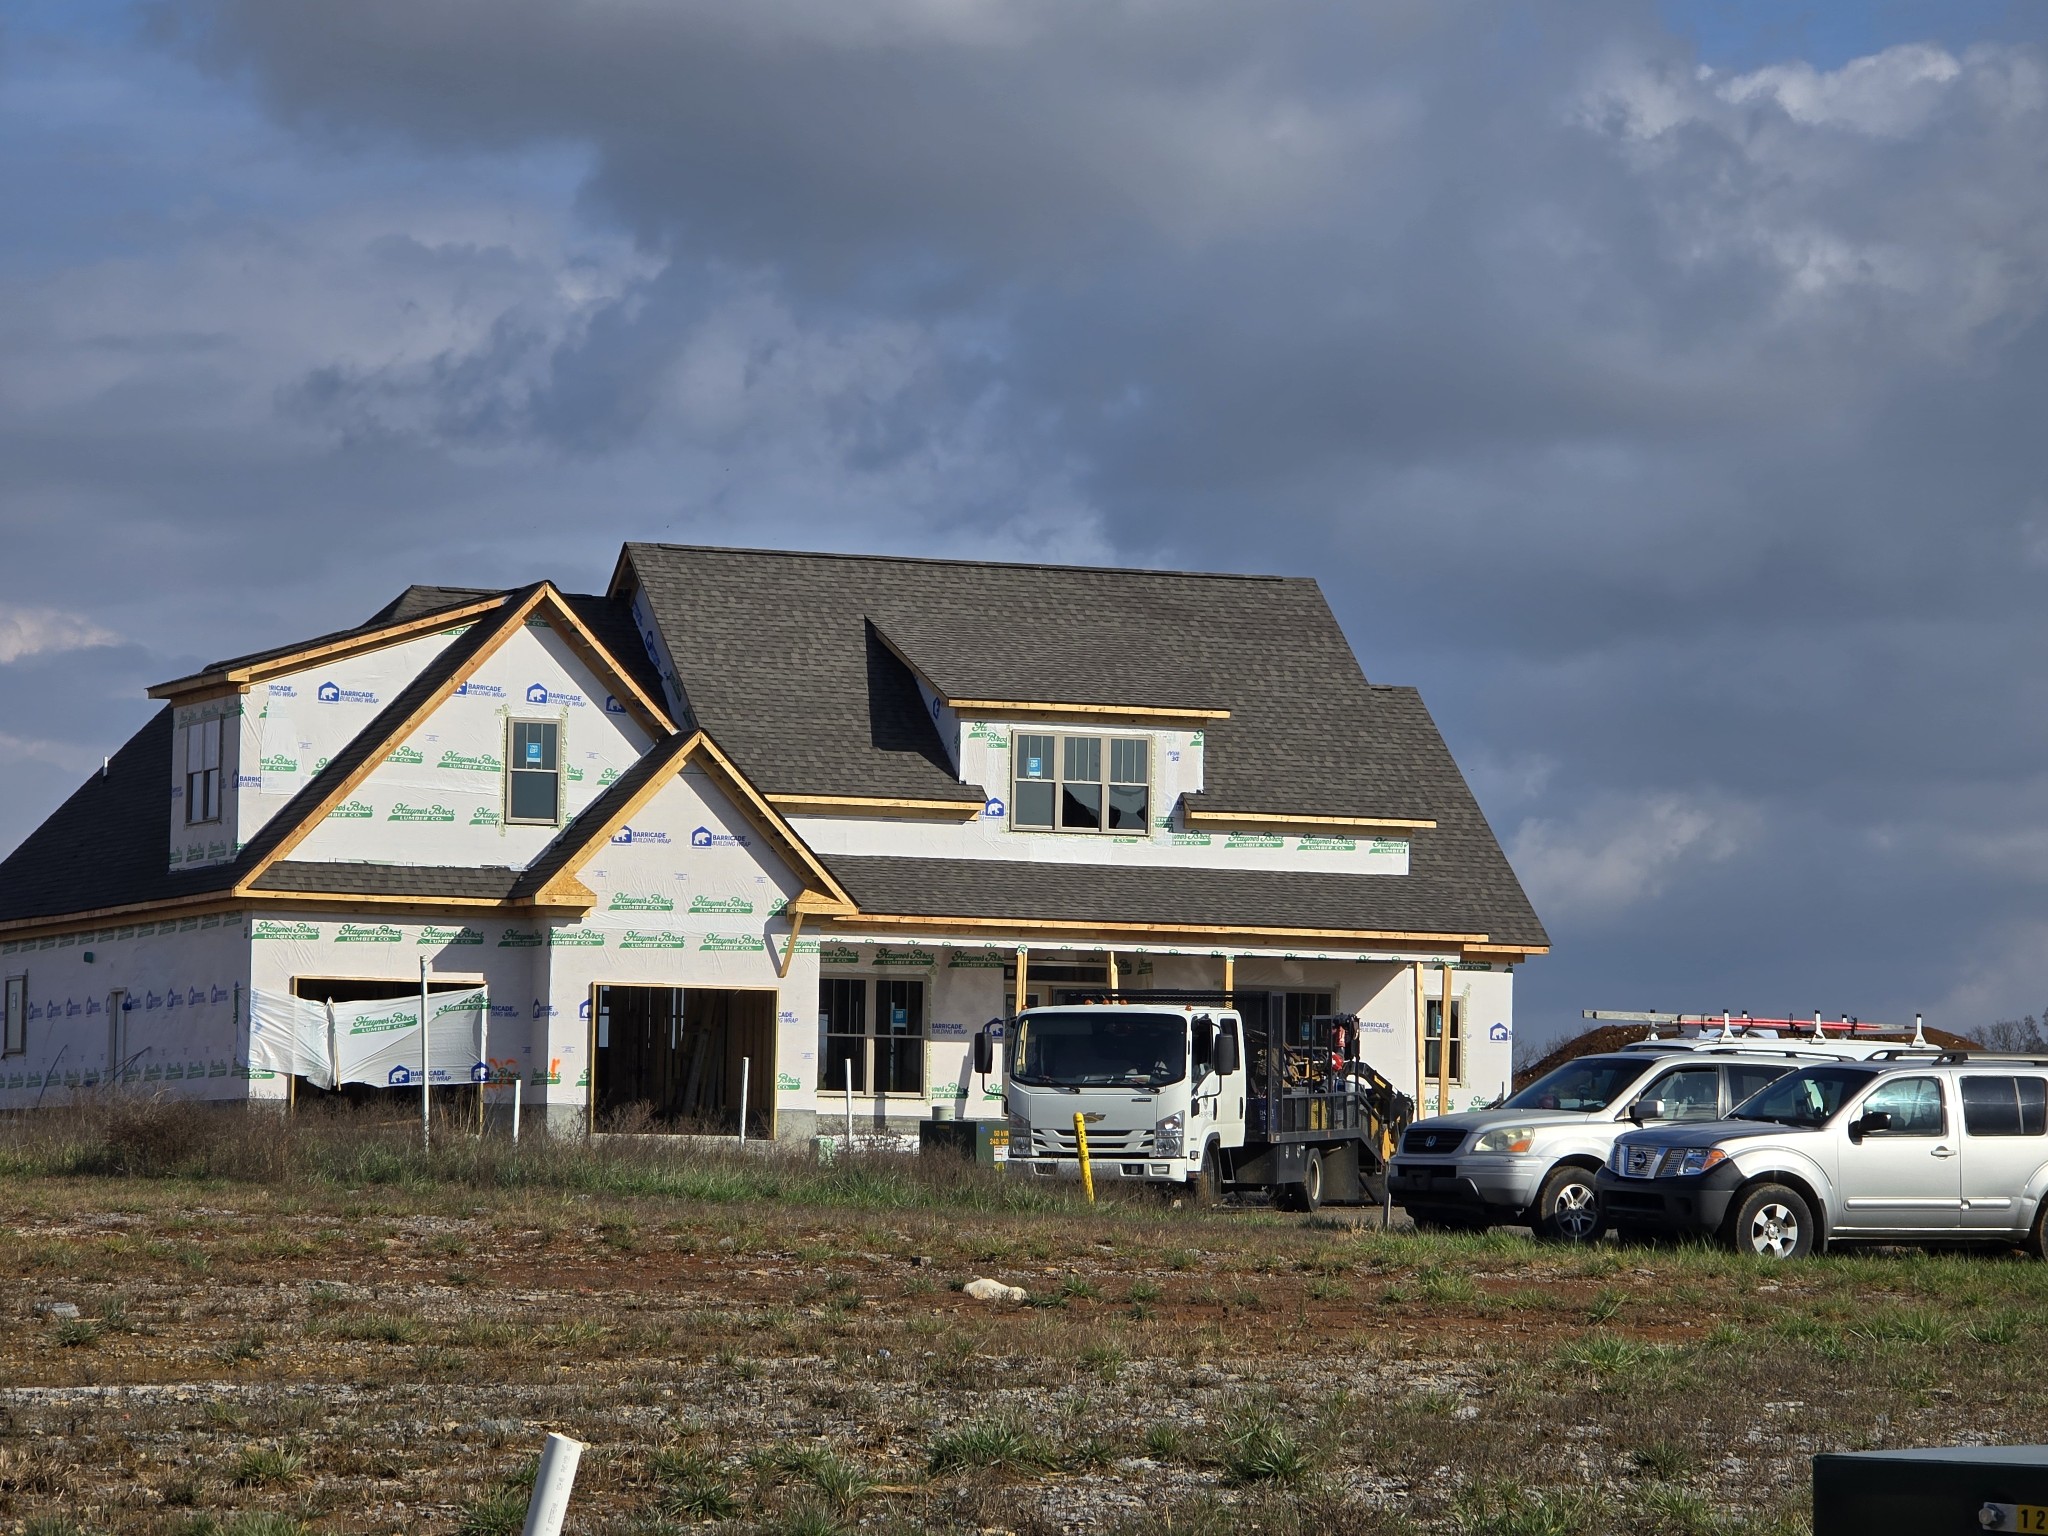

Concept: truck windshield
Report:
left=1501, top=1055, right=1655, bottom=1113
left=1011, top=1011, right=1187, bottom=1088
left=1731, top=1064, right=1878, bottom=1127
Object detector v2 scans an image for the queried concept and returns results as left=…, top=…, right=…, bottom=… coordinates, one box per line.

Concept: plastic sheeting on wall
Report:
left=248, top=987, right=490, bottom=1088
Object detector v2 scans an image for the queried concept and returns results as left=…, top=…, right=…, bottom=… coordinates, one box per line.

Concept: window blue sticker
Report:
left=526, top=742, right=542, bottom=764
left=892, top=1005, right=908, bottom=1026
left=1026, top=757, right=1042, bottom=777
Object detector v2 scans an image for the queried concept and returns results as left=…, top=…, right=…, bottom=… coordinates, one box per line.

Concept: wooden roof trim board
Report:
left=948, top=699, right=1231, bottom=723
left=231, top=587, right=552, bottom=894
left=1181, top=810, right=1439, bottom=833
left=767, top=794, right=985, bottom=819
left=529, top=588, right=674, bottom=737
left=0, top=892, right=246, bottom=942
left=527, top=732, right=856, bottom=911
left=148, top=594, right=509, bottom=700
left=823, top=911, right=1491, bottom=945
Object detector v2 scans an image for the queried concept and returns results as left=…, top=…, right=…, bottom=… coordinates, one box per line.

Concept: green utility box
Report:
left=1814, top=1446, right=2048, bottom=1535
left=916, top=1116, right=1009, bottom=1165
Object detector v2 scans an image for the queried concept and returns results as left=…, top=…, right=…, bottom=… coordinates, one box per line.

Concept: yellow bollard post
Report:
left=1073, top=1111, right=1096, bottom=1204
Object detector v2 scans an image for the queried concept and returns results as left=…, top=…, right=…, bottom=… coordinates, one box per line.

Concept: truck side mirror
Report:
left=972, top=1029, right=995, bottom=1077
left=1214, top=1031, right=1240, bottom=1076
left=1628, top=1098, right=1666, bottom=1125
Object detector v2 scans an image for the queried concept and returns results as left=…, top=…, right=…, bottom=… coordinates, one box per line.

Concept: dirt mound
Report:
left=1516, top=1021, right=1981, bottom=1089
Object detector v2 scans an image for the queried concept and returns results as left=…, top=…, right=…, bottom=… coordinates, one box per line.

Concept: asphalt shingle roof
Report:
left=619, top=545, right=1544, bottom=946
left=252, top=863, right=522, bottom=900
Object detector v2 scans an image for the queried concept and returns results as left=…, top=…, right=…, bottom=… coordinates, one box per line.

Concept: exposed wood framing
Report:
left=776, top=910, right=808, bottom=980
left=828, top=911, right=1489, bottom=946
left=769, top=794, right=984, bottom=819
left=948, top=699, right=1231, bottom=724
left=1181, top=810, right=1437, bottom=833
left=1013, top=946, right=1029, bottom=1015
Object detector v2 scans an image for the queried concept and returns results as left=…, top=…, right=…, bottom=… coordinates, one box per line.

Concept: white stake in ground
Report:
left=521, top=1432, right=584, bottom=1536
left=419, top=957, right=431, bottom=1153
left=738, top=1056, right=749, bottom=1144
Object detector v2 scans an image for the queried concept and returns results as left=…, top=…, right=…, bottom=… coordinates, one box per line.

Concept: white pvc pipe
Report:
left=512, top=1077, right=522, bottom=1144
left=844, top=1056, right=854, bottom=1149
left=738, top=1057, right=749, bottom=1144
left=419, top=958, right=431, bottom=1153
left=520, top=1432, right=584, bottom=1536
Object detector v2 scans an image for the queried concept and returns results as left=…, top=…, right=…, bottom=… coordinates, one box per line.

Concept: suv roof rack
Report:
left=1924, top=1051, right=2048, bottom=1067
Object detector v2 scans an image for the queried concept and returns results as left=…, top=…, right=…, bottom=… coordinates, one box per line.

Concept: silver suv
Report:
left=1387, top=1040, right=1890, bottom=1241
left=1597, top=1053, right=2048, bottom=1258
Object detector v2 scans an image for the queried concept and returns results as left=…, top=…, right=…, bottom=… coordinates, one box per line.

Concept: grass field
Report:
left=3, top=1101, right=2046, bottom=1536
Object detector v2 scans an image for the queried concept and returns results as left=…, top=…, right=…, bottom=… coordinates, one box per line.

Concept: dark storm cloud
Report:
left=8, top=1, right=2048, bottom=1040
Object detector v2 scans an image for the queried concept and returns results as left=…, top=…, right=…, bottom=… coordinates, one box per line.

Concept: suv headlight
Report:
left=1472, top=1125, right=1538, bottom=1153
left=1677, top=1147, right=1728, bottom=1176
left=1154, top=1111, right=1185, bottom=1157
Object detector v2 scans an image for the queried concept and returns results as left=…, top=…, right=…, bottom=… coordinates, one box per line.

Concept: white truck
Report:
left=975, top=989, right=1408, bottom=1210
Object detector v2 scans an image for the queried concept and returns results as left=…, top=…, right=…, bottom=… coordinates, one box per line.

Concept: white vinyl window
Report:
left=3, top=974, right=25, bottom=1057
left=505, top=720, right=562, bottom=825
left=183, top=716, right=223, bottom=825
left=1012, top=734, right=1150, bottom=833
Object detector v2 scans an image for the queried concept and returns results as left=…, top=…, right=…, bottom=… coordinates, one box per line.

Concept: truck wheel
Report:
left=1724, top=1183, right=1814, bottom=1260
left=1531, top=1165, right=1605, bottom=1244
left=1194, top=1144, right=1223, bottom=1207
left=1298, top=1149, right=1324, bottom=1214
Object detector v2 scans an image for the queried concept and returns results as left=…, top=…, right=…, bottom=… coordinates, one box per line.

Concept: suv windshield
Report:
left=1732, top=1064, right=1880, bottom=1127
left=1011, top=1011, right=1187, bottom=1089
left=1503, top=1055, right=1656, bottom=1113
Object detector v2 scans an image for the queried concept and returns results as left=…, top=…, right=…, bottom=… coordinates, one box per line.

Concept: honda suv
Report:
left=1387, top=1039, right=1894, bottom=1242
left=1597, top=1053, right=2048, bottom=1258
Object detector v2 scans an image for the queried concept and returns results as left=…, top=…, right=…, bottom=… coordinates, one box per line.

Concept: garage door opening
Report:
left=594, top=986, right=774, bottom=1137
left=288, top=975, right=484, bottom=1113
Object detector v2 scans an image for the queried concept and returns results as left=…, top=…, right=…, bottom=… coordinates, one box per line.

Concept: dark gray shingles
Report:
left=557, top=593, right=671, bottom=716
left=620, top=544, right=1543, bottom=945
left=254, top=862, right=521, bottom=900
left=0, top=709, right=242, bottom=923
left=824, top=854, right=1542, bottom=946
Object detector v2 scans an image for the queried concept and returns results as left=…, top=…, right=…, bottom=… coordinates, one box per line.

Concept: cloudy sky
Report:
left=4, top=0, right=2047, bottom=1048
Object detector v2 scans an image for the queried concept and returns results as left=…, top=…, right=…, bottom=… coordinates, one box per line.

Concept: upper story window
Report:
left=1012, top=733, right=1149, bottom=833
left=182, top=717, right=223, bottom=825
left=506, top=720, right=562, bottom=825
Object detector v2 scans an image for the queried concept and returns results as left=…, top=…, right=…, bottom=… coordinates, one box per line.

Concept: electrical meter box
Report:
left=1814, top=1446, right=2048, bottom=1535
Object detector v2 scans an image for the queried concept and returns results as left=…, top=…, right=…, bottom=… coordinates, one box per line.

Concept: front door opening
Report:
left=595, top=986, right=774, bottom=1136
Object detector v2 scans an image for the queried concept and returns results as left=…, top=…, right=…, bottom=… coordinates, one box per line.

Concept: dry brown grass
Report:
left=1, top=1102, right=2046, bottom=1532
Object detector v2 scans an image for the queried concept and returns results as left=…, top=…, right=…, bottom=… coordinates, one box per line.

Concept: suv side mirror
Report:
left=972, top=1029, right=995, bottom=1077
left=1214, top=1031, right=1240, bottom=1077
left=1629, top=1099, right=1666, bottom=1125
left=1850, top=1109, right=1891, bottom=1141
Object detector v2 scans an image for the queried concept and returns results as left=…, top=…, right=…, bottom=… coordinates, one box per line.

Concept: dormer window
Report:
left=1013, top=733, right=1149, bottom=833
left=182, top=717, right=222, bottom=825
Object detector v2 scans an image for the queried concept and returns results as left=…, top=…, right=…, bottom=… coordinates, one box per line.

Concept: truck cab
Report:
left=981, top=989, right=1407, bottom=1209
left=991, top=1001, right=1247, bottom=1195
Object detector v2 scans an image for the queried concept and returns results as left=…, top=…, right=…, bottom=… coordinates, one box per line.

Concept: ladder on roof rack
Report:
left=1582, top=1009, right=1928, bottom=1047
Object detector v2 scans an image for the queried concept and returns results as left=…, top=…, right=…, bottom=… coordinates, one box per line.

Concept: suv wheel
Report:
left=1726, top=1183, right=1814, bottom=1260
left=1532, top=1165, right=1605, bottom=1244
left=2027, top=1199, right=2048, bottom=1261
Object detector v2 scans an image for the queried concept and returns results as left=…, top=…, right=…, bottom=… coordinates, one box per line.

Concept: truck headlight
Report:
left=1472, top=1125, right=1537, bottom=1153
left=1677, top=1148, right=1728, bottom=1176
left=1154, top=1112, right=1185, bottom=1157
